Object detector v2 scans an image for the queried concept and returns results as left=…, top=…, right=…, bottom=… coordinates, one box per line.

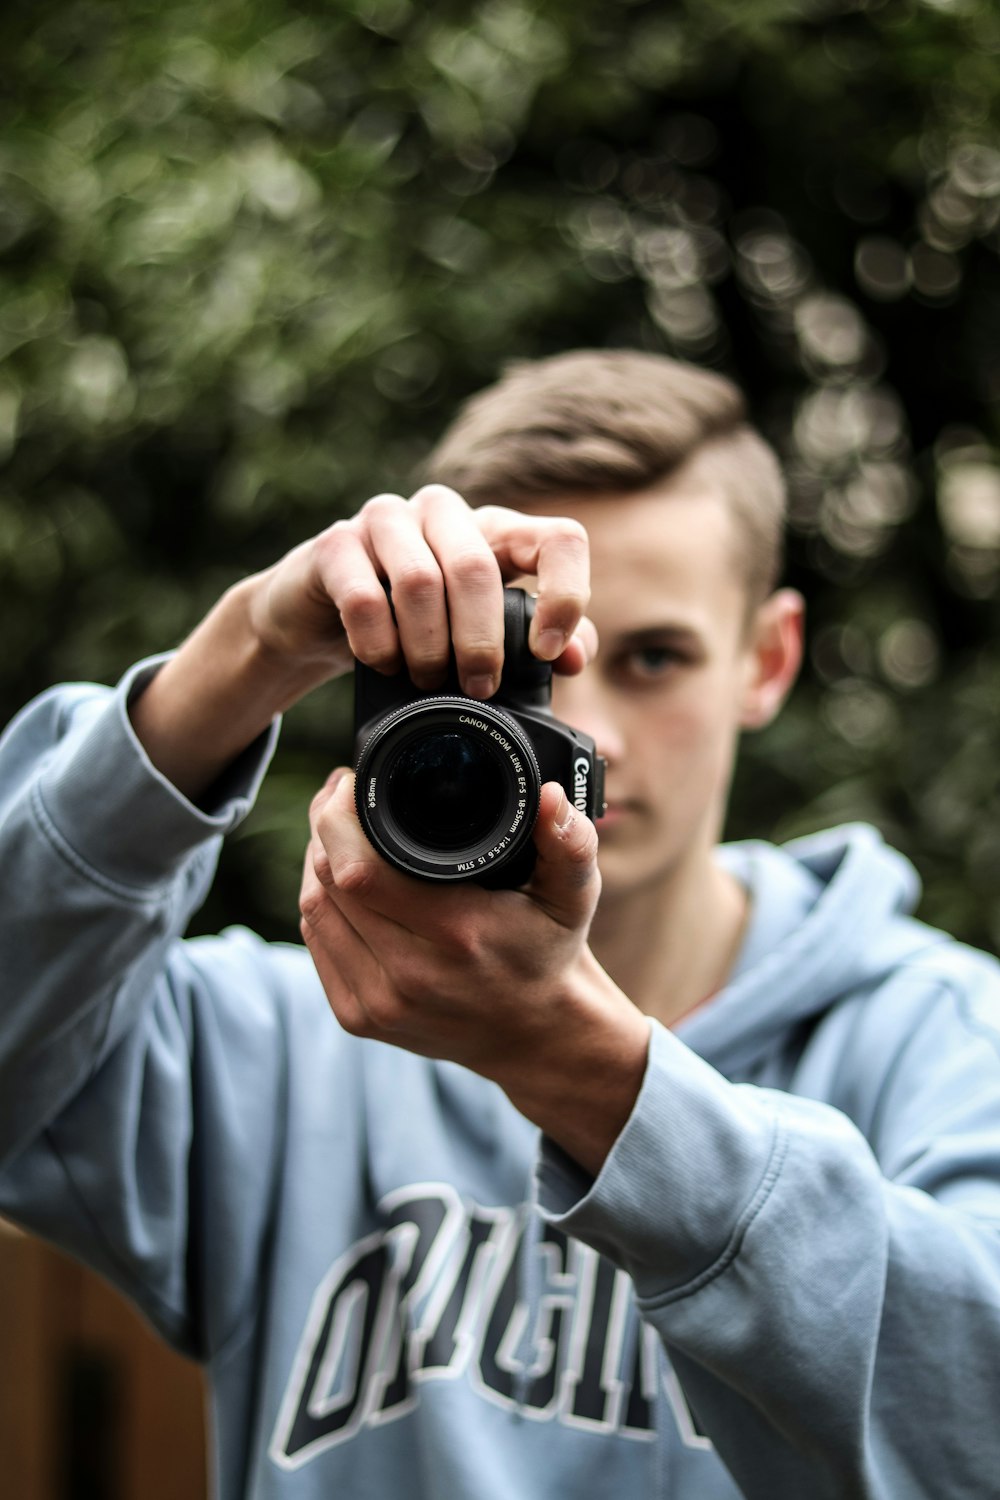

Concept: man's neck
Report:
left=588, top=851, right=749, bottom=1031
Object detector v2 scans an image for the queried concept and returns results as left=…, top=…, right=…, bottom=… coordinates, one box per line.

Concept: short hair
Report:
left=424, top=349, right=786, bottom=605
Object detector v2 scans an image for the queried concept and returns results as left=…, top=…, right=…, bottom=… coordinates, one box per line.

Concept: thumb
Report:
left=526, top=782, right=601, bottom=929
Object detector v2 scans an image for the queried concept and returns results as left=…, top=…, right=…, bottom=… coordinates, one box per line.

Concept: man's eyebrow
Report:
left=614, top=623, right=705, bottom=648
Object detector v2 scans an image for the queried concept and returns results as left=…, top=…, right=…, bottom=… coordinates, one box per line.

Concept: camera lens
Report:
left=387, top=733, right=506, bottom=850
left=354, top=697, right=541, bottom=884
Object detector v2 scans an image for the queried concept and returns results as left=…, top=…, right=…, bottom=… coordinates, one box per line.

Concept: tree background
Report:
left=4, top=0, right=1000, bottom=948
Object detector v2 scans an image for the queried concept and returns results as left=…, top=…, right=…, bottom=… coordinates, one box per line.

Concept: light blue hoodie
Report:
left=3, top=663, right=1000, bottom=1500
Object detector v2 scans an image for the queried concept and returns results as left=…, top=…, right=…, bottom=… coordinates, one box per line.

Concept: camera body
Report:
left=353, top=588, right=605, bottom=888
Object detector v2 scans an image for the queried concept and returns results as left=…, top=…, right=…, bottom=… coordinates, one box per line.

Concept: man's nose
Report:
left=551, top=674, right=626, bottom=767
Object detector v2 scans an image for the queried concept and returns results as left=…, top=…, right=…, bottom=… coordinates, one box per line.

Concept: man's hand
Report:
left=251, top=484, right=593, bottom=696
left=299, top=769, right=651, bottom=1177
left=128, top=484, right=593, bottom=803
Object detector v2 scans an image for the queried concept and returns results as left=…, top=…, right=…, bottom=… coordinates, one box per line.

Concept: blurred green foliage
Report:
left=5, top=0, right=1000, bottom=947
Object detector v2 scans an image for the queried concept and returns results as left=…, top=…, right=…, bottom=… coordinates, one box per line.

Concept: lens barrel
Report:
left=354, top=696, right=542, bottom=883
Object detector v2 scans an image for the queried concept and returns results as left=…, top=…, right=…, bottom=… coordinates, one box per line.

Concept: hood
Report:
left=675, top=823, right=948, bottom=1078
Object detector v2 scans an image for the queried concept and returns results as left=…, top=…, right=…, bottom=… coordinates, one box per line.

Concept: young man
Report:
left=2, top=349, right=999, bottom=1499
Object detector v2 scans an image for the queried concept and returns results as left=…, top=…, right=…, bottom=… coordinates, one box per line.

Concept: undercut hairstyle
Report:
left=423, top=349, right=786, bottom=606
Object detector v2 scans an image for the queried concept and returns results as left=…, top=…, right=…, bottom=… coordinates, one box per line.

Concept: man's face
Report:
left=518, top=479, right=787, bottom=905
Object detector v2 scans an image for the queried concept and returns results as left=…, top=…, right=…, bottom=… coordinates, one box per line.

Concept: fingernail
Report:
left=466, top=673, right=496, bottom=700
left=554, top=788, right=574, bottom=832
left=537, top=628, right=567, bottom=660
left=326, top=767, right=349, bottom=793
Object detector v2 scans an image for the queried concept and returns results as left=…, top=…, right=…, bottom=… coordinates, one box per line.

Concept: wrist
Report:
left=496, top=949, right=651, bottom=1179
left=129, top=578, right=323, bottom=803
left=229, top=574, right=339, bottom=707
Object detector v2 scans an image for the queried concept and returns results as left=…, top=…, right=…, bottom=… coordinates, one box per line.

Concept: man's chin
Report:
left=594, top=828, right=690, bottom=904
left=595, top=846, right=658, bottom=900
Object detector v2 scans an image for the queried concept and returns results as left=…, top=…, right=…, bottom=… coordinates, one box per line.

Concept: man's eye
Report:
left=623, top=646, right=682, bottom=679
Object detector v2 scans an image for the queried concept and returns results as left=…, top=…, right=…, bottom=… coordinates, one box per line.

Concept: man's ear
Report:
left=739, top=588, right=805, bottom=730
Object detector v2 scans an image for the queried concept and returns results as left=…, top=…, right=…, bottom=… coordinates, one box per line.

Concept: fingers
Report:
left=317, top=491, right=470, bottom=690
left=360, top=495, right=452, bottom=691
left=326, top=485, right=591, bottom=693
left=475, top=506, right=590, bottom=662
left=302, top=772, right=599, bottom=1058
left=331, top=486, right=505, bottom=697
left=419, top=486, right=505, bottom=698
left=529, top=521, right=590, bottom=663
left=525, top=782, right=601, bottom=932
left=301, top=776, right=430, bottom=1032
left=301, top=771, right=501, bottom=1037
left=307, top=771, right=479, bottom=936
left=313, top=516, right=402, bottom=675
left=308, top=765, right=600, bottom=946
left=552, top=614, right=599, bottom=678
left=299, top=831, right=376, bottom=1037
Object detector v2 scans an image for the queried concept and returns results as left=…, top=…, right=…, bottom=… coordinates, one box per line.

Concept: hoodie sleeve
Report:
left=0, top=666, right=296, bottom=1358
left=536, top=995, right=1000, bottom=1500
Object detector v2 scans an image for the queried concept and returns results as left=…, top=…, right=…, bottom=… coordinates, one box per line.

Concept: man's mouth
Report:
left=596, top=800, right=635, bottom=830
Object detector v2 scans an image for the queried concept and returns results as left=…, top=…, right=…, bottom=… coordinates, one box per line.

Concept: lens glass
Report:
left=387, top=732, right=505, bottom=851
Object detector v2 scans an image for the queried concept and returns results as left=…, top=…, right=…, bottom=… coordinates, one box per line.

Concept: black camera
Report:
left=352, top=588, right=605, bottom=888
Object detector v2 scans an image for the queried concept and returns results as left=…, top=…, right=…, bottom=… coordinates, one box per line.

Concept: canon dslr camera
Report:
left=353, top=588, right=605, bottom=888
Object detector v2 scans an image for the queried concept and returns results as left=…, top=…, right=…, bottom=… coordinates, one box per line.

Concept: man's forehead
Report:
left=516, top=482, right=742, bottom=575
left=512, top=481, right=751, bottom=637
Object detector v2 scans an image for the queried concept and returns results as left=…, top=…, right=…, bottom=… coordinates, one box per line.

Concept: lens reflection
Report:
left=387, top=732, right=504, bottom=851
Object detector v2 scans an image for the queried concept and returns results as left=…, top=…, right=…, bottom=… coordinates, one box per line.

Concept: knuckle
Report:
left=541, top=588, right=590, bottom=632
left=365, top=986, right=403, bottom=1034
left=330, top=855, right=377, bottom=898
left=299, top=889, right=326, bottom=927
left=402, top=973, right=434, bottom=1008
left=340, top=580, right=387, bottom=631
left=457, top=645, right=502, bottom=679
left=538, top=517, right=589, bottom=556
left=454, top=628, right=502, bottom=664
left=393, top=940, right=441, bottom=996
left=393, top=559, right=442, bottom=606
left=360, top=492, right=406, bottom=524
left=411, top=481, right=464, bottom=511
left=553, top=517, right=588, bottom=548
left=448, top=547, right=497, bottom=591
left=564, top=823, right=600, bottom=888
left=466, top=503, right=507, bottom=539
left=443, top=918, right=483, bottom=966
left=316, top=518, right=351, bottom=554
left=336, top=1004, right=372, bottom=1040
left=313, top=522, right=356, bottom=578
left=357, top=640, right=400, bottom=673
